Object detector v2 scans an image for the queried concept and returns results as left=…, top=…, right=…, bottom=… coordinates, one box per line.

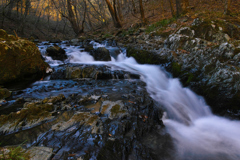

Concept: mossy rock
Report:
left=0, top=29, right=8, bottom=39
left=191, top=20, right=218, bottom=41
left=171, top=62, right=182, bottom=76
left=0, top=29, right=49, bottom=85
left=126, top=47, right=166, bottom=64
left=0, top=88, right=11, bottom=99
left=0, top=102, right=54, bottom=127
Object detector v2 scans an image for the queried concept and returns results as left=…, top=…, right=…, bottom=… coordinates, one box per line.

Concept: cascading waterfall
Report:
left=41, top=41, right=240, bottom=160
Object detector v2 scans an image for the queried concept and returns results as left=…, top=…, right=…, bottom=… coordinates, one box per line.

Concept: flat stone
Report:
left=27, top=147, right=53, bottom=160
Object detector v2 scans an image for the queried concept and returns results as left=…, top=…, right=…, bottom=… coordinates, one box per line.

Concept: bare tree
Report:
left=176, top=0, right=182, bottom=17
left=52, top=0, right=87, bottom=36
left=105, top=0, right=122, bottom=28
left=169, top=0, right=175, bottom=17
left=117, top=0, right=123, bottom=21
left=139, top=0, right=146, bottom=24
left=224, top=0, right=231, bottom=15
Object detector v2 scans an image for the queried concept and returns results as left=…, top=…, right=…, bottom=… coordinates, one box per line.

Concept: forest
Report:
left=0, top=0, right=239, bottom=40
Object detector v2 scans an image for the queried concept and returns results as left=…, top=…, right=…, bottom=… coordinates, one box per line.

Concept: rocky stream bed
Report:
left=1, top=17, right=240, bottom=160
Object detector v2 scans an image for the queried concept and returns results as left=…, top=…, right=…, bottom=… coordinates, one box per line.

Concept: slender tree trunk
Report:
left=7, top=0, right=15, bottom=17
left=160, top=0, right=165, bottom=18
left=132, top=0, right=136, bottom=13
left=176, top=0, right=182, bottom=17
left=67, top=0, right=83, bottom=35
left=169, top=0, right=175, bottom=17
left=139, top=0, right=146, bottom=24
left=105, top=0, right=122, bottom=28
left=224, top=0, right=231, bottom=15
left=86, top=6, right=93, bottom=30
left=117, top=0, right=123, bottom=21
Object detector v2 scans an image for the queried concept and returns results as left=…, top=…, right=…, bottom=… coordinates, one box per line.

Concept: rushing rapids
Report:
left=39, top=40, right=240, bottom=160
left=1, top=40, right=240, bottom=159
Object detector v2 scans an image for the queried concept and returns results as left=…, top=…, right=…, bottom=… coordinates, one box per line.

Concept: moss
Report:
left=103, top=33, right=112, bottom=39
left=0, top=30, right=49, bottom=85
left=0, top=103, right=54, bottom=126
left=86, top=115, right=99, bottom=125
left=190, top=19, right=217, bottom=41
left=185, top=73, right=195, bottom=85
left=0, top=29, right=8, bottom=39
left=72, top=112, right=98, bottom=126
left=101, top=104, right=110, bottom=114
left=0, top=145, right=30, bottom=160
left=171, top=62, right=182, bottom=76
left=110, top=104, right=126, bottom=115
left=0, top=88, right=11, bottom=99
left=145, top=18, right=176, bottom=34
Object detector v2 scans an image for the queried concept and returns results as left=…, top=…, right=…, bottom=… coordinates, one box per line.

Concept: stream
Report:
left=1, top=40, right=240, bottom=159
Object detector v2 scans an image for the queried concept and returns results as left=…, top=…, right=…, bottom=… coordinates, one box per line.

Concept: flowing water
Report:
left=38, top=41, right=240, bottom=159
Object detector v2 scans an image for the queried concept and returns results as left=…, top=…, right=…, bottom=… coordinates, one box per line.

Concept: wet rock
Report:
left=46, top=45, right=67, bottom=61
left=100, top=100, right=129, bottom=119
left=0, top=88, right=11, bottom=99
left=0, top=78, right=172, bottom=160
left=49, top=39, right=62, bottom=43
left=90, top=47, right=111, bottom=61
left=70, top=39, right=81, bottom=46
left=51, top=64, right=139, bottom=80
left=27, top=146, right=53, bottom=160
left=0, top=29, right=49, bottom=85
left=126, top=47, right=168, bottom=64
left=0, top=101, right=54, bottom=134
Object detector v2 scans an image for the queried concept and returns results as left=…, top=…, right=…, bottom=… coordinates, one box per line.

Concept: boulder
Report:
left=0, top=29, right=49, bottom=85
left=46, top=45, right=67, bottom=61
left=83, top=44, right=94, bottom=52
left=0, top=88, right=11, bottom=99
left=90, top=47, right=111, bottom=61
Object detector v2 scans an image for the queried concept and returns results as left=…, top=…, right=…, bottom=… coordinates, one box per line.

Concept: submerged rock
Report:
left=0, top=29, right=49, bottom=85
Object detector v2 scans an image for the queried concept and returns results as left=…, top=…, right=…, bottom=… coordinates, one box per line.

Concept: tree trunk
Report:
left=224, top=0, right=231, bottom=15
left=182, top=0, right=189, bottom=13
left=105, top=0, right=122, bottom=28
left=7, top=0, right=15, bottom=17
left=139, top=0, right=146, bottom=24
left=24, top=0, right=31, bottom=17
left=117, top=0, right=123, bottom=21
left=67, top=0, right=83, bottom=35
left=131, top=0, right=136, bottom=13
left=169, top=0, right=175, bottom=17
left=176, top=0, right=182, bottom=17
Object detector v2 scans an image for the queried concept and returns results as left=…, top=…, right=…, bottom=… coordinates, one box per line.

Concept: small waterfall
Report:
left=38, top=41, right=240, bottom=160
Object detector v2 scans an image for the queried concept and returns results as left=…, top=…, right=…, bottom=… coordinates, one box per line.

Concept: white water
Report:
left=41, top=41, right=240, bottom=160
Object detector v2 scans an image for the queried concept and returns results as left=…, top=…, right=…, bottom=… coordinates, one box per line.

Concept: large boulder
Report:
left=90, top=47, right=111, bottom=61
left=0, top=29, right=49, bottom=85
left=46, top=45, right=67, bottom=61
